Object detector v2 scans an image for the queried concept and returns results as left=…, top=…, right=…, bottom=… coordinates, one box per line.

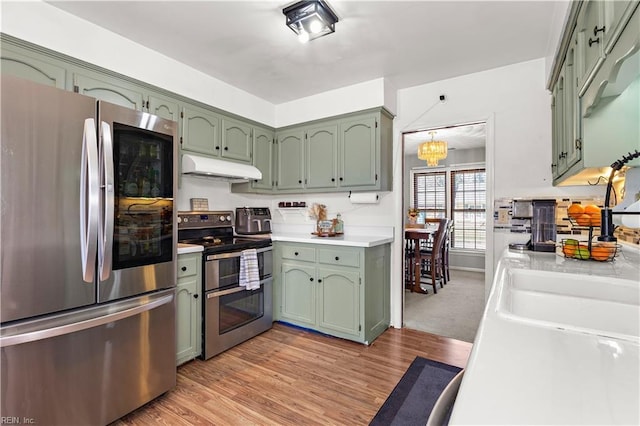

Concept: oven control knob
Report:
left=226, top=215, right=232, bottom=221
left=219, top=215, right=226, bottom=222
left=183, top=217, right=188, bottom=223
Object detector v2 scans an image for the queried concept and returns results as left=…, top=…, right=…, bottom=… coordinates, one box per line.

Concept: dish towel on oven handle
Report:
left=239, top=248, right=260, bottom=290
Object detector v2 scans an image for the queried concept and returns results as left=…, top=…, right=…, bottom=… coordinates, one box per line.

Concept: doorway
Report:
left=401, top=122, right=487, bottom=343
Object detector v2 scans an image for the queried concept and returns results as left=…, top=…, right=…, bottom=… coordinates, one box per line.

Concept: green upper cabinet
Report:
left=73, top=70, right=145, bottom=110
left=221, top=116, right=252, bottom=163
left=276, top=128, right=305, bottom=190
left=602, top=1, right=637, bottom=54
left=306, top=123, right=338, bottom=189
left=252, top=126, right=275, bottom=190
left=339, top=114, right=378, bottom=188
left=0, top=45, right=67, bottom=89
left=576, top=0, right=606, bottom=94
left=181, top=104, right=222, bottom=156
left=147, top=92, right=180, bottom=122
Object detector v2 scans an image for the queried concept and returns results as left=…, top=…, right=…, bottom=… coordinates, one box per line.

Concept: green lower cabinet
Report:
left=317, top=267, right=360, bottom=338
left=176, top=253, right=202, bottom=366
left=274, top=242, right=390, bottom=344
left=280, top=263, right=316, bottom=327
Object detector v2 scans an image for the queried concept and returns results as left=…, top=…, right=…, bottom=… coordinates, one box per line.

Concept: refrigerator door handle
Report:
left=0, top=293, right=173, bottom=348
left=99, top=121, right=115, bottom=280
left=80, top=118, right=99, bottom=283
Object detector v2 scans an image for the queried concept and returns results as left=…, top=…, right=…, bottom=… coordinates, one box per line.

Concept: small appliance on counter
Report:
left=235, top=207, right=272, bottom=234
left=530, top=199, right=557, bottom=252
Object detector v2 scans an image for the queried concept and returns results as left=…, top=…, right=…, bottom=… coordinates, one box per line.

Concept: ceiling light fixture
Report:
left=283, top=0, right=338, bottom=43
left=417, top=131, right=448, bottom=167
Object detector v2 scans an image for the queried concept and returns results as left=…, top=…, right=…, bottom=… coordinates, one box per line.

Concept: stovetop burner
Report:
left=177, top=210, right=271, bottom=255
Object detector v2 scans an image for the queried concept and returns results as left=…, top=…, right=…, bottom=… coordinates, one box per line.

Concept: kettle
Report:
left=235, top=207, right=272, bottom=234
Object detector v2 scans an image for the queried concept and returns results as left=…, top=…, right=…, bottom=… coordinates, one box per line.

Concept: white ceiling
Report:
left=48, top=0, right=566, bottom=105
left=404, top=121, right=486, bottom=154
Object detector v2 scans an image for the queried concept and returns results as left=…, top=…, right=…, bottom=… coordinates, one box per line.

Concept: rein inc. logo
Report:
left=1, top=417, right=35, bottom=424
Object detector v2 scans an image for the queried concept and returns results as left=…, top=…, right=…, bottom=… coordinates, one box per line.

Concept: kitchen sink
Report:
left=496, top=268, right=640, bottom=341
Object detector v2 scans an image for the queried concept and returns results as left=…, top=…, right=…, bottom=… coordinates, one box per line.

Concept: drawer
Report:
left=281, top=245, right=316, bottom=262
left=318, top=248, right=359, bottom=268
left=178, top=256, right=198, bottom=278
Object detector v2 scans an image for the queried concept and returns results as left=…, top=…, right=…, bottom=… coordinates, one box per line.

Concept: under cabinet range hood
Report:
left=182, top=154, right=262, bottom=181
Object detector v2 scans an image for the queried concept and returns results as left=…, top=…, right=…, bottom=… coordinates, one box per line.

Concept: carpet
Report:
left=369, top=356, right=462, bottom=426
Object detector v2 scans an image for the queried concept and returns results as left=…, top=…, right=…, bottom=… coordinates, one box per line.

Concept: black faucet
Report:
left=599, top=150, right=640, bottom=242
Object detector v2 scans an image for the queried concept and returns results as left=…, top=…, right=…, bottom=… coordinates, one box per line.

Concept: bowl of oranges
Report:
left=567, top=203, right=601, bottom=227
left=561, top=239, right=618, bottom=261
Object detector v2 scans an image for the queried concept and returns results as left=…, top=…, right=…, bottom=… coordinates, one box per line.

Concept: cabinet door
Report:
left=602, top=1, right=636, bottom=53
left=306, top=123, right=338, bottom=189
left=555, top=74, right=568, bottom=176
left=1, top=47, right=67, bottom=89
left=551, top=87, right=561, bottom=179
left=563, top=35, right=582, bottom=173
left=176, top=276, right=199, bottom=365
left=280, top=262, right=316, bottom=326
left=339, top=115, right=378, bottom=188
left=147, top=93, right=180, bottom=122
left=181, top=104, right=221, bottom=156
left=252, top=126, right=275, bottom=190
left=221, top=117, right=252, bottom=163
left=276, top=129, right=304, bottom=190
left=576, top=0, right=606, bottom=93
left=317, top=267, right=360, bottom=337
left=74, top=71, right=144, bottom=110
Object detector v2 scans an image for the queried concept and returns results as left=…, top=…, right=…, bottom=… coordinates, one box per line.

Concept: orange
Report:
left=584, top=204, right=601, bottom=214
left=590, top=212, right=601, bottom=227
left=576, top=213, right=592, bottom=226
left=562, top=245, right=576, bottom=257
left=591, top=243, right=614, bottom=261
left=567, top=203, right=585, bottom=219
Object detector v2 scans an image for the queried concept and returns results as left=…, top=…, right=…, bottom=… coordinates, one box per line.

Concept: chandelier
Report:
left=417, top=131, right=448, bottom=167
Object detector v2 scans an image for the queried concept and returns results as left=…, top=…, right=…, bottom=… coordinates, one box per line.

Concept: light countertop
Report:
left=450, top=245, right=640, bottom=425
left=177, top=243, right=204, bottom=254
left=271, top=232, right=393, bottom=247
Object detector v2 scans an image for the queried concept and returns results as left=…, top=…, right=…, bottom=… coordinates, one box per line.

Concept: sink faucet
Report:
left=599, top=150, right=640, bottom=242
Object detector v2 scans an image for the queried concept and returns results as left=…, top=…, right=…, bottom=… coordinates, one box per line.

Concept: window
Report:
left=413, top=171, right=446, bottom=218
left=412, top=168, right=486, bottom=250
left=451, top=169, right=486, bottom=250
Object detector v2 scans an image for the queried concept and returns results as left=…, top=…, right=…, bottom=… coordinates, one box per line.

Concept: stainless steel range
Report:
left=177, top=211, right=273, bottom=359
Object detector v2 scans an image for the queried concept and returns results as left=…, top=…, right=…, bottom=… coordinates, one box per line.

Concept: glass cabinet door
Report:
left=112, top=123, right=174, bottom=269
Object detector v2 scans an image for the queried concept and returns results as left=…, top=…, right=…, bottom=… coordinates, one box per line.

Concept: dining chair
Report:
left=441, top=220, right=454, bottom=284
left=418, top=218, right=449, bottom=294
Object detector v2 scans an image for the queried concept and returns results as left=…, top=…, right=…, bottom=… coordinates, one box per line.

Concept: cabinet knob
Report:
left=294, top=252, right=299, bottom=256
left=588, top=37, right=600, bottom=47
left=593, top=25, right=605, bottom=36
left=224, top=147, right=228, bottom=151
left=309, top=277, right=314, bottom=282
left=215, top=146, right=220, bottom=150
left=331, top=178, right=335, bottom=182
left=339, top=177, right=343, bottom=181
left=181, top=266, right=187, bottom=271
left=298, top=180, right=302, bottom=184
left=318, top=279, right=322, bottom=283
left=193, top=294, right=199, bottom=299
left=335, top=256, right=340, bottom=261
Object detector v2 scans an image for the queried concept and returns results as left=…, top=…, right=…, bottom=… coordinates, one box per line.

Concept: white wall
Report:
left=391, top=58, right=603, bottom=326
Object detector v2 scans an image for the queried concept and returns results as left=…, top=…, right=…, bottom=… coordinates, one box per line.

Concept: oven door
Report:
left=203, top=277, right=273, bottom=359
left=205, top=246, right=272, bottom=291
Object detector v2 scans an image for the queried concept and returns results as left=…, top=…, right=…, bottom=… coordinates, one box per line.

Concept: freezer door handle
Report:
left=0, top=293, right=174, bottom=348
left=80, top=118, right=99, bottom=283
left=99, top=121, right=115, bottom=280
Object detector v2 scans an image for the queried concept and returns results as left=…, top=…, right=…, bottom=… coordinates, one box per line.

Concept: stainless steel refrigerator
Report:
left=1, top=75, right=178, bottom=425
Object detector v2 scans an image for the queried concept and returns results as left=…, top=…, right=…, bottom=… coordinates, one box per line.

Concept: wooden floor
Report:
left=113, top=323, right=472, bottom=425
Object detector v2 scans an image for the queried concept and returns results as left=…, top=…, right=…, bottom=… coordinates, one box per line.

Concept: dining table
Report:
left=404, top=227, right=437, bottom=294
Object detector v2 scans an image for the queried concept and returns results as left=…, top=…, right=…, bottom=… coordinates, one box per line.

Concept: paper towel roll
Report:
left=349, top=192, right=379, bottom=204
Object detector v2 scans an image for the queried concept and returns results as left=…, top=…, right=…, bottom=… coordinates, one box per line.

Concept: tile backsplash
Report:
left=494, top=197, right=640, bottom=245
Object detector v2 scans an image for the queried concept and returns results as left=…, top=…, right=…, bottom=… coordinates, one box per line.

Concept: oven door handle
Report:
left=206, top=245, right=272, bottom=261
left=206, top=278, right=271, bottom=299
